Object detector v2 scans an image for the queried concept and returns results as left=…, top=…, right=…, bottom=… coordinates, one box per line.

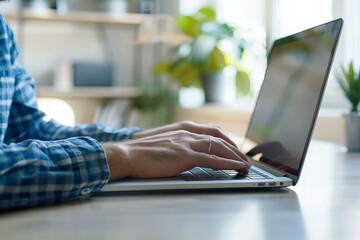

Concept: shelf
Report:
left=37, top=86, right=140, bottom=99
left=5, top=9, right=157, bottom=26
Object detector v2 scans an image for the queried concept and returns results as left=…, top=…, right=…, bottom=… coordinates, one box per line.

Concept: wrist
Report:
left=102, top=142, right=132, bottom=181
left=128, top=127, right=144, bottom=139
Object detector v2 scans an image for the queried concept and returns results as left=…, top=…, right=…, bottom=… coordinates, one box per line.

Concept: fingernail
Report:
left=244, top=161, right=252, bottom=169
left=242, top=166, right=249, bottom=174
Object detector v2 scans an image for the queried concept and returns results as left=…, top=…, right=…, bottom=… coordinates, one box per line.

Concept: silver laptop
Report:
left=101, top=18, right=343, bottom=193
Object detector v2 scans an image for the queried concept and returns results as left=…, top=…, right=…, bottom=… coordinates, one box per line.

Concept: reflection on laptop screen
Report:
left=241, top=20, right=342, bottom=176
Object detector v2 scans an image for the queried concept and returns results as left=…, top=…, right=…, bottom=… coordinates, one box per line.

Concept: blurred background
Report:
left=0, top=0, right=357, bottom=145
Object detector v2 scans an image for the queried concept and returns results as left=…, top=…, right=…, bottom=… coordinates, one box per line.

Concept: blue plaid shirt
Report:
left=0, top=15, right=141, bottom=210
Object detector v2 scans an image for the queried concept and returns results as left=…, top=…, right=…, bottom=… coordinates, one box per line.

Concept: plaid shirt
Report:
left=0, top=16, right=141, bottom=210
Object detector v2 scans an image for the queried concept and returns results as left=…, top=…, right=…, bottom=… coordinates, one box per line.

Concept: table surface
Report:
left=1, top=140, right=359, bottom=240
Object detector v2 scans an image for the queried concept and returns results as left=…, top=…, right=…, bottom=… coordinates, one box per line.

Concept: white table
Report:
left=1, top=140, right=359, bottom=240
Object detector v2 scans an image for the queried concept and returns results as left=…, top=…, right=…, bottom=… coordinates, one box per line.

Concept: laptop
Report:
left=101, top=18, right=343, bottom=193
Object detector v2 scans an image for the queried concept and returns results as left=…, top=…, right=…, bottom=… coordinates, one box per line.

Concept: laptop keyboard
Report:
left=179, top=167, right=273, bottom=181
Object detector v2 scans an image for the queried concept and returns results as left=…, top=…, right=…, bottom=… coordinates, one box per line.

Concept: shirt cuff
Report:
left=113, top=127, right=143, bottom=141
left=68, top=137, right=110, bottom=198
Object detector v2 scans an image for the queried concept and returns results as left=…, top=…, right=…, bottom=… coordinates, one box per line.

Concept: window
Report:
left=178, top=0, right=350, bottom=110
left=268, top=0, right=348, bottom=110
left=269, top=0, right=333, bottom=40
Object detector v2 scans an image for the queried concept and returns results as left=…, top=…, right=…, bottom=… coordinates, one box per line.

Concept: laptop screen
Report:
left=241, top=19, right=343, bottom=176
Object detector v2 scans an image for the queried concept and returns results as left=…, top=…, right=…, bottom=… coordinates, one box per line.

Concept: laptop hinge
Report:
left=250, top=159, right=294, bottom=180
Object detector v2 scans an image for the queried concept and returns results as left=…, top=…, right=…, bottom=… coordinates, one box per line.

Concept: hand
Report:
left=132, top=121, right=238, bottom=148
left=103, top=127, right=251, bottom=181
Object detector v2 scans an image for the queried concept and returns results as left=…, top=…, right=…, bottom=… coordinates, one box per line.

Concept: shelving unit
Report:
left=5, top=8, right=150, bottom=87
left=6, top=8, right=172, bottom=126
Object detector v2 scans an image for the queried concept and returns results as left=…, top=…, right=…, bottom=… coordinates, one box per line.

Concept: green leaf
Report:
left=235, top=71, right=250, bottom=96
left=201, top=23, right=235, bottom=39
left=348, top=62, right=355, bottom=84
left=152, top=62, right=170, bottom=74
left=177, top=16, right=201, bottom=37
left=218, top=23, right=235, bottom=37
left=167, top=58, right=201, bottom=87
left=357, top=70, right=360, bottom=94
left=208, top=47, right=226, bottom=71
left=335, top=62, right=360, bottom=112
left=334, top=69, right=348, bottom=93
left=196, top=6, right=217, bottom=22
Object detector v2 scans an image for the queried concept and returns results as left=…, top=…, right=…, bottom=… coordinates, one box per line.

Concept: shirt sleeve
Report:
left=0, top=137, right=109, bottom=210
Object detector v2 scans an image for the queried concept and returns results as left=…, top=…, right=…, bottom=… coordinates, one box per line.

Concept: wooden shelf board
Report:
left=37, top=86, right=140, bottom=99
left=5, top=9, right=155, bottom=26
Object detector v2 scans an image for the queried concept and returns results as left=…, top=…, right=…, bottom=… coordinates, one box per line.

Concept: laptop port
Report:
left=258, top=183, right=265, bottom=186
left=269, top=182, right=276, bottom=186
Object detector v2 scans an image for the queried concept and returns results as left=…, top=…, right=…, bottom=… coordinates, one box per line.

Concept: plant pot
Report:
left=201, top=69, right=236, bottom=103
left=344, top=112, right=360, bottom=152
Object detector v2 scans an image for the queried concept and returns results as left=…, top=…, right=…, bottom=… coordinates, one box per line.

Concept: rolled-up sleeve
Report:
left=0, top=137, right=109, bottom=210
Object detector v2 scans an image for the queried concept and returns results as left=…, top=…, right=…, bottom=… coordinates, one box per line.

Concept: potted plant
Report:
left=334, top=62, right=360, bottom=151
left=154, top=5, right=251, bottom=103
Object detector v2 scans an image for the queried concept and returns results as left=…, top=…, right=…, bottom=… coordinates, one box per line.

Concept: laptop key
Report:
left=232, top=174, right=250, bottom=180
left=211, top=174, right=232, bottom=180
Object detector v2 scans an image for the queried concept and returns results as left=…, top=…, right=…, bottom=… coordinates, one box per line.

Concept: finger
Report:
left=191, top=123, right=238, bottom=148
left=208, top=125, right=238, bottom=147
left=168, top=121, right=239, bottom=150
left=210, top=137, right=250, bottom=164
left=193, top=152, right=250, bottom=174
left=131, top=122, right=187, bottom=139
left=190, top=135, right=250, bottom=165
left=207, top=137, right=251, bottom=168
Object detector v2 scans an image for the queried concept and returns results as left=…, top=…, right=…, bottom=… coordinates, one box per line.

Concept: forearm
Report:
left=5, top=110, right=142, bottom=143
left=0, top=137, right=109, bottom=210
left=33, top=119, right=142, bottom=142
left=6, top=98, right=141, bottom=143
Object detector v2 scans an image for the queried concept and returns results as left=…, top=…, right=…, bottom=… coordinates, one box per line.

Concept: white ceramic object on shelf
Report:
left=100, top=0, right=128, bottom=14
left=28, top=0, right=50, bottom=13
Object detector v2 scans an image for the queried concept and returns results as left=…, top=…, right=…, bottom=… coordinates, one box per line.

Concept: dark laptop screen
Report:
left=241, top=19, right=343, bottom=176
